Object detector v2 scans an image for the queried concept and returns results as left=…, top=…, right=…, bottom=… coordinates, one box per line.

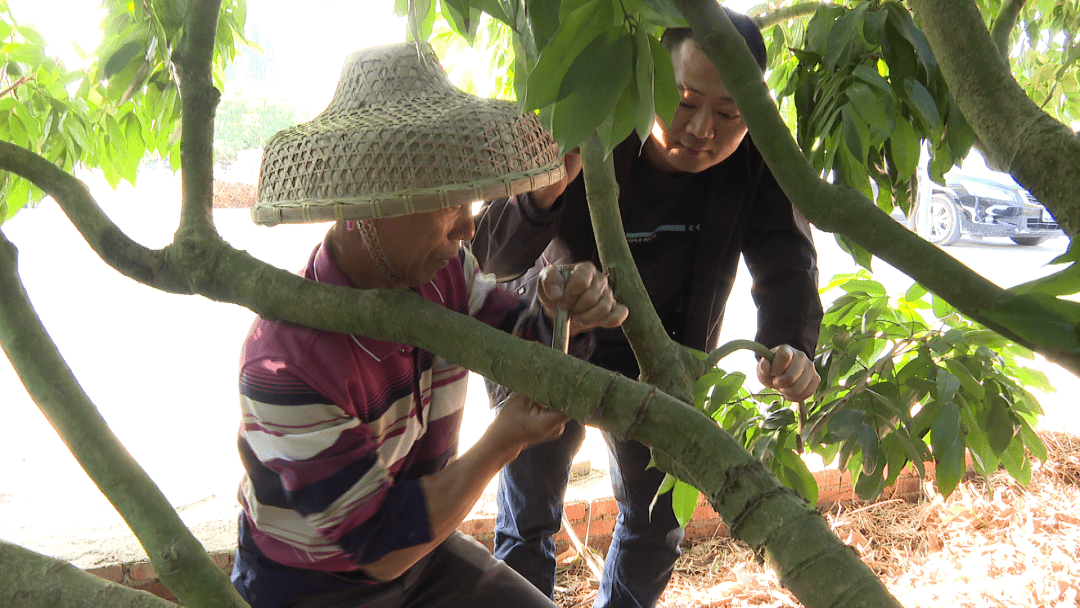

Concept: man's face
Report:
left=374, top=205, right=475, bottom=287
left=644, top=40, right=749, bottom=174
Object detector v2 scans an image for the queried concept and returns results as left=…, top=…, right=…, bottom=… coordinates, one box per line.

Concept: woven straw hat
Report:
left=252, top=42, right=565, bottom=225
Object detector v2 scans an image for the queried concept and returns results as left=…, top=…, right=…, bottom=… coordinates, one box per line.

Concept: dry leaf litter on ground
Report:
left=554, top=430, right=1080, bottom=608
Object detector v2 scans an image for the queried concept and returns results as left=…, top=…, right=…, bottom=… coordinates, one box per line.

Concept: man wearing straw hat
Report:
left=471, top=8, right=823, bottom=608
left=232, top=43, right=628, bottom=608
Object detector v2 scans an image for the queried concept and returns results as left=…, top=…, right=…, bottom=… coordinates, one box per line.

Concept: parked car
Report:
left=909, top=151, right=1063, bottom=246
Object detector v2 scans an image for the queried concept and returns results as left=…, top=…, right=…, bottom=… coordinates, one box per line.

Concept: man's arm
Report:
left=743, top=171, right=824, bottom=402
left=362, top=394, right=567, bottom=580
left=364, top=258, right=625, bottom=580
left=470, top=151, right=582, bottom=281
left=470, top=193, right=561, bottom=280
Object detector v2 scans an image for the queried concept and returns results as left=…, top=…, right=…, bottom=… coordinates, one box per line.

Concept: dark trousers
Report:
left=232, top=519, right=556, bottom=608
left=493, top=419, right=684, bottom=608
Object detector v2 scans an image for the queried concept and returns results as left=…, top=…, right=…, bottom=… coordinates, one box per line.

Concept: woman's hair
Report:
left=660, top=7, right=767, bottom=71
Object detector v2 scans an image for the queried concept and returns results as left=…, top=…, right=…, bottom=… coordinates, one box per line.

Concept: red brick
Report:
left=818, top=486, right=853, bottom=507
left=685, top=521, right=726, bottom=541
left=591, top=498, right=619, bottom=517
left=85, top=564, right=124, bottom=583
left=814, top=468, right=842, bottom=489
left=564, top=502, right=586, bottom=521
left=128, top=561, right=157, bottom=583
left=130, top=580, right=176, bottom=602
left=585, top=517, right=616, bottom=539
left=692, top=504, right=719, bottom=520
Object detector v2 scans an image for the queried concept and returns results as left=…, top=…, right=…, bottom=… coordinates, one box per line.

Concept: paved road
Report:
left=1, top=169, right=1075, bottom=560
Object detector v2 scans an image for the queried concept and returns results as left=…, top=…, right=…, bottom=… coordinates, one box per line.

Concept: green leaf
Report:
left=550, top=27, right=633, bottom=154
left=931, top=401, right=965, bottom=497
left=762, top=408, right=796, bottom=430
left=1000, top=438, right=1032, bottom=486
left=858, top=423, right=880, bottom=474
left=841, top=105, right=869, bottom=162
left=985, top=395, right=1017, bottom=456
left=7, top=111, right=28, bottom=148
left=671, top=479, right=700, bottom=529
left=522, top=0, right=615, bottom=111
left=1009, top=262, right=1080, bottom=297
left=981, top=293, right=1080, bottom=354
left=888, top=118, right=920, bottom=178
left=904, top=282, right=928, bottom=302
left=104, top=41, right=143, bottom=79
left=823, top=7, right=861, bottom=72
left=853, top=63, right=890, bottom=93
left=632, top=0, right=687, bottom=27
left=834, top=233, right=873, bottom=271
left=829, top=409, right=864, bottom=441
left=936, top=368, right=961, bottom=406
left=881, top=18, right=917, bottom=83
left=775, top=448, right=819, bottom=506
left=931, top=293, right=954, bottom=319
left=649, top=33, right=678, bottom=126
left=526, top=0, right=560, bottom=50
left=839, top=278, right=886, bottom=295
left=846, top=81, right=891, bottom=136
left=942, top=359, right=984, bottom=399
left=884, top=2, right=937, bottom=73
left=443, top=0, right=477, bottom=42
left=903, top=77, right=943, bottom=132
left=633, top=24, right=656, bottom=145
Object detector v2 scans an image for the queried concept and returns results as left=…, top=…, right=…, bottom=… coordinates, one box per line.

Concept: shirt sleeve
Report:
left=460, top=247, right=593, bottom=359
left=742, top=173, right=824, bottom=358
left=470, top=192, right=565, bottom=281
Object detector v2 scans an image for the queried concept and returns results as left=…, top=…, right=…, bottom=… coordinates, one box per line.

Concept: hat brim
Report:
left=251, top=158, right=565, bottom=225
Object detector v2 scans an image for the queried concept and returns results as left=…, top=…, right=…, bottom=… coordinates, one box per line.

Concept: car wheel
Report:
left=916, top=193, right=963, bottom=246
left=1010, top=236, right=1048, bottom=246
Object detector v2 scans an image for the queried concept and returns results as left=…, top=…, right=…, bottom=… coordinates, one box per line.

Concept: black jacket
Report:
left=470, top=135, right=822, bottom=378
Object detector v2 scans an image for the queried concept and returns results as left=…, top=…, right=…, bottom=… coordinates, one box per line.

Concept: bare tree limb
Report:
left=0, top=231, right=249, bottom=608
left=989, top=0, right=1027, bottom=59
left=752, top=2, right=838, bottom=30
left=0, top=539, right=180, bottom=608
left=909, top=0, right=1080, bottom=237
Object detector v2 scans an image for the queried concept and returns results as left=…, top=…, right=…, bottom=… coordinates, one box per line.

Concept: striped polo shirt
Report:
left=236, top=236, right=538, bottom=572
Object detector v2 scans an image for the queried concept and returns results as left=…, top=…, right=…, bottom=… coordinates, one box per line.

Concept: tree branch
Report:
left=0, top=540, right=180, bottom=608
left=0, top=141, right=188, bottom=293
left=0, top=231, right=248, bottom=608
left=752, top=2, right=838, bottom=30
left=579, top=133, right=704, bottom=400
left=174, top=0, right=224, bottom=236
left=909, top=0, right=1080, bottom=238
left=989, top=0, right=1027, bottom=59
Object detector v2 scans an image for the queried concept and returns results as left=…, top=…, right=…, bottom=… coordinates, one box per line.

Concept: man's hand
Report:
left=530, top=149, right=582, bottom=210
left=488, top=394, right=570, bottom=453
left=756, top=344, right=820, bottom=402
left=537, top=262, right=628, bottom=334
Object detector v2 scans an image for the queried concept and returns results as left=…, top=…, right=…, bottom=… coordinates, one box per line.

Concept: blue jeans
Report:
left=494, top=419, right=684, bottom=608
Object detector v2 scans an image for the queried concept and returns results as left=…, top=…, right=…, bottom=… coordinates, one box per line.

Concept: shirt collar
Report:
left=308, top=234, right=407, bottom=362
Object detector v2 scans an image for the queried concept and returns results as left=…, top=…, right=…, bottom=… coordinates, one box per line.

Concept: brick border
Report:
left=82, top=462, right=936, bottom=602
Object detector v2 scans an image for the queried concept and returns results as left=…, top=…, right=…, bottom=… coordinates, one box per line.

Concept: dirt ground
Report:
left=552, top=430, right=1080, bottom=608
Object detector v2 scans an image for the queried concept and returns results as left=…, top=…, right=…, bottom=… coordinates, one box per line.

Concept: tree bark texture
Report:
left=0, top=540, right=179, bottom=608
left=0, top=232, right=249, bottom=608
left=911, top=0, right=1080, bottom=237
